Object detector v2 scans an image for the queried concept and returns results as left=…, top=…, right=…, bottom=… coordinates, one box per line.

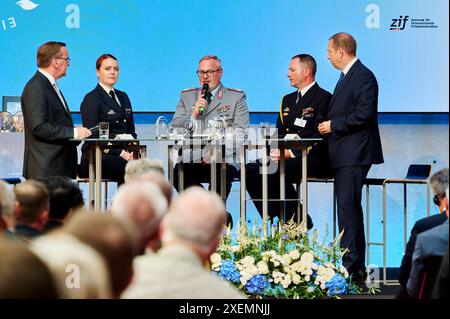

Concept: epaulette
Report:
left=182, top=87, right=199, bottom=92
left=227, top=87, right=243, bottom=93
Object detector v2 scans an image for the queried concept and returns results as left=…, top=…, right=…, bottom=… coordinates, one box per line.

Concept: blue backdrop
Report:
left=1, top=0, right=448, bottom=112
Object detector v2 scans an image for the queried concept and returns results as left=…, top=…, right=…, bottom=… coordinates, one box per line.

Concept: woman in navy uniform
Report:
left=79, top=54, right=136, bottom=185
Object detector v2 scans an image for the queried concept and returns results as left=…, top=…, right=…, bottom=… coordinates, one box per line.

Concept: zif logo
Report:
left=390, top=15, right=409, bottom=30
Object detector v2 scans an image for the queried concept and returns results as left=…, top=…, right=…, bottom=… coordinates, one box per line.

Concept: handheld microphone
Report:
left=199, top=83, right=209, bottom=115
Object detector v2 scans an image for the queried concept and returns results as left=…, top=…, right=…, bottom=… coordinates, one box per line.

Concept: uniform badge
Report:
left=108, top=110, right=116, bottom=115
left=218, top=90, right=223, bottom=99
left=217, top=105, right=231, bottom=114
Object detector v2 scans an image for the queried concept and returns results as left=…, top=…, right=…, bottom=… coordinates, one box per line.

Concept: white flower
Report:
left=305, top=275, right=310, bottom=282
left=307, top=286, right=315, bottom=293
left=300, top=252, right=314, bottom=263
left=289, top=250, right=300, bottom=260
left=292, top=274, right=301, bottom=284
left=210, top=253, right=221, bottom=264
left=241, top=256, right=255, bottom=266
left=230, top=245, right=240, bottom=253
left=257, top=260, right=269, bottom=274
left=339, top=265, right=349, bottom=278
left=282, top=254, right=293, bottom=265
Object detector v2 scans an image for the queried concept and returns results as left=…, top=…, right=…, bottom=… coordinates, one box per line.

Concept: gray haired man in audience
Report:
left=124, top=158, right=165, bottom=183
left=0, top=181, right=15, bottom=232
left=121, top=187, right=243, bottom=299
left=111, top=181, right=168, bottom=253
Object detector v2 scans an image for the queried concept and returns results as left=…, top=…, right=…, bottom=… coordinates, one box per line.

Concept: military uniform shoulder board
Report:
left=227, top=87, right=243, bottom=93
left=181, top=87, right=199, bottom=92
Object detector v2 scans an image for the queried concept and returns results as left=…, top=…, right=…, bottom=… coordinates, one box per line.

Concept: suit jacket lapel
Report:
left=95, top=84, right=121, bottom=112
left=330, top=60, right=360, bottom=106
left=36, top=72, right=73, bottom=122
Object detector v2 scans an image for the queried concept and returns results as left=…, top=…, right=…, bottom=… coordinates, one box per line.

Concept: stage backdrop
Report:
left=1, top=0, right=448, bottom=112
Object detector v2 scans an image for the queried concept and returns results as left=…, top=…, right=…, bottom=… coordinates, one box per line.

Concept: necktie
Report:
left=205, top=92, right=212, bottom=104
left=109, top=90, right=116, bottom=100
left=333, top=72, right=345, bottom=93
left=53, top=83, right=68, bottom=112
left=295, top=91, right=302, bottom=104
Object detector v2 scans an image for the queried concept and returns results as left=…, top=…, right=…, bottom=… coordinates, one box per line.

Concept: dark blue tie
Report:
left=334, top=72, right=345, bottom=93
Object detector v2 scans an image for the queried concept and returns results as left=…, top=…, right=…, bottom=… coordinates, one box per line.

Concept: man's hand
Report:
left=76, top=127, right=92, bottom=139
left=270, top=149, right=291, bottom=161
left=120, top=151, right=134, bottom=161
left=318, top=120, right=332, bottom=135
left=192, top=94, right=207, bottom=119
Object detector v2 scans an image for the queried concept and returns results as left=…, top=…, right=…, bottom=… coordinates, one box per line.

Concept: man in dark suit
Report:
left=246, top=54, right=332, bottom=227
left=21, top=41, right=91, bottom=180
left=318, top=32, right=384, bottom=280
left=396, top=168, right=448, bottom=298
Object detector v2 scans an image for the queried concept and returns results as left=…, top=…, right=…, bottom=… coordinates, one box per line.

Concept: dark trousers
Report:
left=80, top=154, right=127, bottom=185
left=173, top=163, right=238, bottom=199
left=334, top=165, right=371, bottom=275
left=245, top=157, right=331, bottom=227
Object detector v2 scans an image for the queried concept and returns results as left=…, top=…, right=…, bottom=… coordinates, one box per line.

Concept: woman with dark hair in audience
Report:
left=79, top=54, right=137, bottom=185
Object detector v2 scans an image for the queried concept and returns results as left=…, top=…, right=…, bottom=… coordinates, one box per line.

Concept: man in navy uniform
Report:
left=246, top=54, right=332, bottom=228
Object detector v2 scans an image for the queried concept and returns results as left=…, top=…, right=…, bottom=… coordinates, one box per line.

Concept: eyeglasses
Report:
left=55, top=56, right=71, bottom=63
left=433, top=193, right=444, bottom=206
left=196, top=69, right=221, bottom=77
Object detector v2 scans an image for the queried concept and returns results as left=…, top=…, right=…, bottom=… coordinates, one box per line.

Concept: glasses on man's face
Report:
left=55, top=56, right=71, bottom=63
left=433, top=193, right=443, bottom=206
left=196, top=69, right=221, bottom=77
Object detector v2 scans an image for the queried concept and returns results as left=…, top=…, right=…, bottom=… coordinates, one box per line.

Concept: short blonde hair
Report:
left=124, top=158, right=164, bottom=183
left=198, top=55, right=221, bottom=65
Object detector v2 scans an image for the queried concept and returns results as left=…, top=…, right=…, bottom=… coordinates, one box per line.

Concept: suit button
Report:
left=124, top=119, right=126, bottom=123
left=116, top=120, right=119, bottom=123
left=286, top=128, right=289, bottom=132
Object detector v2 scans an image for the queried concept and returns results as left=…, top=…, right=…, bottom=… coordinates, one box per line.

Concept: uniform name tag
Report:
left=294, top=117, right=307, bottom=128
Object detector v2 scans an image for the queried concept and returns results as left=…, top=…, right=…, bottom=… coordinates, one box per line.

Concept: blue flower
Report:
left=218, top=260, right=241, bottom=284
left=244, top=274, right=270, bottom=294
left=325, top=274, right=348, bottom=297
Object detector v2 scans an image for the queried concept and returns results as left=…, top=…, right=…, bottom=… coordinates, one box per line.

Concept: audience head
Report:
left=31, top=232, right=112, bottom=298
left=37, top=41, right=69, bottom=79
left=64, top=211, right=137, bottom=298
left=42, top=176, right=84, bottom=224
left=327, top=32, right=357, bottom=70
left=161, top=187, right=226, bottom=262
left=0, top=239, right=58, bottom=298
left=0, top=181, right=15, bottom=230
left=124, top=158, right=165, bottom=183
left=13, top=180, right=49, bottom=231
left=111, top=181, right=168, bottom=251
left=133, top=171, right=172, bottom=205
left=429, top=168, right=449, bottom=213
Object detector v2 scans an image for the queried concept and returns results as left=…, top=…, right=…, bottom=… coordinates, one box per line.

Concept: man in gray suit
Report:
left=121, top=187, right=244, bottom=299
left=21, top=41, right=91, bottom=180
left=171, top=55, right=249, bottom=204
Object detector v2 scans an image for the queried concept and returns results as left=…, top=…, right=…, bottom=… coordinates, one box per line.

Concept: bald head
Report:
left=111, top=181, right=168, bottom=246
left=133, top=171, right=172, bottom=205
left=162, top=187, right=226, bottom=255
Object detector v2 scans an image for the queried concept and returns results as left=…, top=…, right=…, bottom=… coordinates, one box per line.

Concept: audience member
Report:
left=396, top=168, right=448, bottom=298
left=9, top=180, right=49, bottom=241
left=0, top=239, right=58, bottom=298
left=432, top=247, right=449, bottom=299
left=124, top=158, right=165, bottom=183
left=0, top=181, right=15, bottom=232
left=31, top=232, right=112, bottom=298
left=111, top=181, right=167, bottom=253
left=122, top=187, right=243, bottom=299
left=64, top=211, right=138, bottom=298
left=132, top=171, right=173, bottom=205
left=407, top=187, right=449, bottom=298
left=41, top=176, right=84, bottom=233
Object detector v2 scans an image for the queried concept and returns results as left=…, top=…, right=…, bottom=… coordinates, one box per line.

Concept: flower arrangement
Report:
left=211, top=219, right=362, bottom=299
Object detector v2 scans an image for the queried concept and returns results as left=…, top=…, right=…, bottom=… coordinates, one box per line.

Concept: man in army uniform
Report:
left=246, top=54, right=332, bottom=228
left=171, top=55, right=249, bottom=219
